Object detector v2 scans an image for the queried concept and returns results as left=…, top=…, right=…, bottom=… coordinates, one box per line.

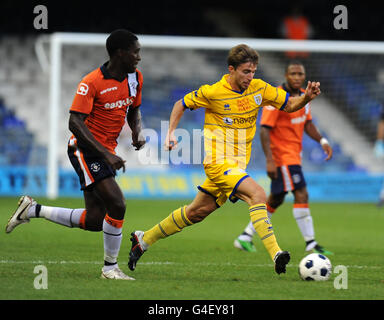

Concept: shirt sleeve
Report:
left=70, top=79, right=96, bottom=114
left=260, top=105, right=280, bottom=128
left=306, top=103, right=313, bottom=121
left=131, top=70, right=143, bottom=108
left=182, top=84, right=211, bottom=110
left=261, top=83, right=289, bottom=111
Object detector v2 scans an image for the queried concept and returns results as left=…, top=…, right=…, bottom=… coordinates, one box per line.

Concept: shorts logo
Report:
left=90, top=162, right=101, bottom=173
left=292, top=174, right=301, bottom=184
left=77, top=83, right=89, bottom=96
left=254, top=94, right=262, bottom=105
left=224, top=168, right=246, bottom=175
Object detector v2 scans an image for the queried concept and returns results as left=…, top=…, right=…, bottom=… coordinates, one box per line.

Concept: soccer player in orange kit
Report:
left=6, top=29, right=145, bottom=280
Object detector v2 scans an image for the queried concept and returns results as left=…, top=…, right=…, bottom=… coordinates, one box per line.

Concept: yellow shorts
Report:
left=198, top=162, right=250, bottom=207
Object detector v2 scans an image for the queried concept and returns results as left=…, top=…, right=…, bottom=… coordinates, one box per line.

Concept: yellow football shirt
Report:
left=183, top=74, right=289, bottom=169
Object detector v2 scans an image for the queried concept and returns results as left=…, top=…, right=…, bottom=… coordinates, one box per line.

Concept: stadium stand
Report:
left=0, top=34, right=379, bottom=174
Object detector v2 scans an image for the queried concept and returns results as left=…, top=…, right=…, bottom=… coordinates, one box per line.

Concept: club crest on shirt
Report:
left=253, top=93, right=262, bottom=106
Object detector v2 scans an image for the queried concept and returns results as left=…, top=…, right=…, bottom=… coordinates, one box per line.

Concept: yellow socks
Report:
left=143, top=206, right=193, bottom=246
left=141, top=203, right=281, bottom=261
left=249, top=204, right=281, bottom=261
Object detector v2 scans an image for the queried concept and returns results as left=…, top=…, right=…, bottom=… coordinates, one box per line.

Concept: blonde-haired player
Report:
left=128, top=45, right=321, bottom=275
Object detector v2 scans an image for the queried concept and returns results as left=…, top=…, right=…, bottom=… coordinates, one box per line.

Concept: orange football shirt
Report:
left=260, top=88, right=312, bottom=166
left=69, top=63, right=143, bottom=154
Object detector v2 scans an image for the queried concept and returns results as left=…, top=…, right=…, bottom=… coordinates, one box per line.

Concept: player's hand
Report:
left=266, top=160, right=277, bottom=180
left=164, top=131, right=178, bottom=151
left=104, top=152, right=126, bottom=172
left=131, top=132, right=146, bottom=151
left=322, top=143, right=333, bottom=161
left=132, top=138, right=146, bottom=151
left=305, top=81, right=321, bottom=101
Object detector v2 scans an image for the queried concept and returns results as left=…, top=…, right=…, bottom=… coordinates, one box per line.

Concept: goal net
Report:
left=31, top=34, right=384, bottom=198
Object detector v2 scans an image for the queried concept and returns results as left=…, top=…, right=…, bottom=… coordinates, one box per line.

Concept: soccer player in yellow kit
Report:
left=128, top=44, right=321, bottom=275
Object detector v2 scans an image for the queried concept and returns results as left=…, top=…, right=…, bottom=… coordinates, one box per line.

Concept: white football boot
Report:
left=101, top=266, right=135, bottom=280
left=5, top=196, right=36, bottom=233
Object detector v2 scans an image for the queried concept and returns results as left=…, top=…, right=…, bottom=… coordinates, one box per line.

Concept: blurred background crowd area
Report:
left=0, top=0, right=383, bottom=175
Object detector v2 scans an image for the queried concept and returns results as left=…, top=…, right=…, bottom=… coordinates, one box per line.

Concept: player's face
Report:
left=120, top=40, right=141, bottom=73
left=286, top=64, right=306, bottom=91
left=229, top=62, right=257, bottom=91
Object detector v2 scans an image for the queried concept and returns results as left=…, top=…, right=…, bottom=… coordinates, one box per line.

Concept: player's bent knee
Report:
left=107, top=199, right=126, bottom=220
left=84, top=212, right=105, bottom=232
left=294, top=189, right=309, bottom=203
left=247, top=191, right=267, bottom=206
left=269, top=194, right=285, bottom=208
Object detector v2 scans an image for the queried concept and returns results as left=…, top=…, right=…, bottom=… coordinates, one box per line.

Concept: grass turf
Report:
left=1, top=197, right=384, bottom=300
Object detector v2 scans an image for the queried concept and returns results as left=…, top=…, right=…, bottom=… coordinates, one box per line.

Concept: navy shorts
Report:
left=67, top=145, right=116, bottom=190
left=270, top=165, right=306, bottom=195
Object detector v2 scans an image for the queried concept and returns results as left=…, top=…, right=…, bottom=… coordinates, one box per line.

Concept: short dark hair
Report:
left=227, top=44, right=259, bottom=69
left=106, top=29, right=138, bottom=57
left=285, top=60, right=305, bottom=73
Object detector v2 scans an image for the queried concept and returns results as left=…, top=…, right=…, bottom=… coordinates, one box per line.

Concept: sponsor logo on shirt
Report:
left=233, top=115, right=257, bottom=125
left=223, top=117, right=233, bottom=125
left=104, top=97, right=134, bottom=109
left=100, top=86, right=118, bottom=95
left=222, top=115, right=257, bottom=126
left=236, top=98, right=252, bottom=111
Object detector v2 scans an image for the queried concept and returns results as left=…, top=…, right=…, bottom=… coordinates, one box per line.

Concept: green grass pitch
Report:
left=1, top=197, right=383, bottom=300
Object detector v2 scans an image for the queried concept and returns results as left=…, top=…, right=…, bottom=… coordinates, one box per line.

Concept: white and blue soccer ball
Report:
left=298, top=253, right=332, bottom=281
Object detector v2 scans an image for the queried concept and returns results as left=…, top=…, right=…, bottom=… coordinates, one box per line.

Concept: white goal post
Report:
left=35, top=33, right=384, bottom=199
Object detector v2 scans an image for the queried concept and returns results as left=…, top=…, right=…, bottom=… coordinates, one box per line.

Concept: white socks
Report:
left=292, top=204, right=315, bottom=242
left=27, top=204, right=85, bottom=228
left=102, top=215, right=124, bottom=271
left=238, top=221, right=256, bottom=242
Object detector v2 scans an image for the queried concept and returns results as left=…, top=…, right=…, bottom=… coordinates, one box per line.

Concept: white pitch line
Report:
left=0, top=260, right=381, bottom=269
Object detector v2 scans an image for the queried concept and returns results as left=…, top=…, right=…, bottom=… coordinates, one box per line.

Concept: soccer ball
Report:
left=298, top=253, right=332, bottom=281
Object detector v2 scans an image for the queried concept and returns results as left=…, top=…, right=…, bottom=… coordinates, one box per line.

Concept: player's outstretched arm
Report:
left=284, top=81, right=321, bottom=113
left=164, top=99, right=186, bottom=150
